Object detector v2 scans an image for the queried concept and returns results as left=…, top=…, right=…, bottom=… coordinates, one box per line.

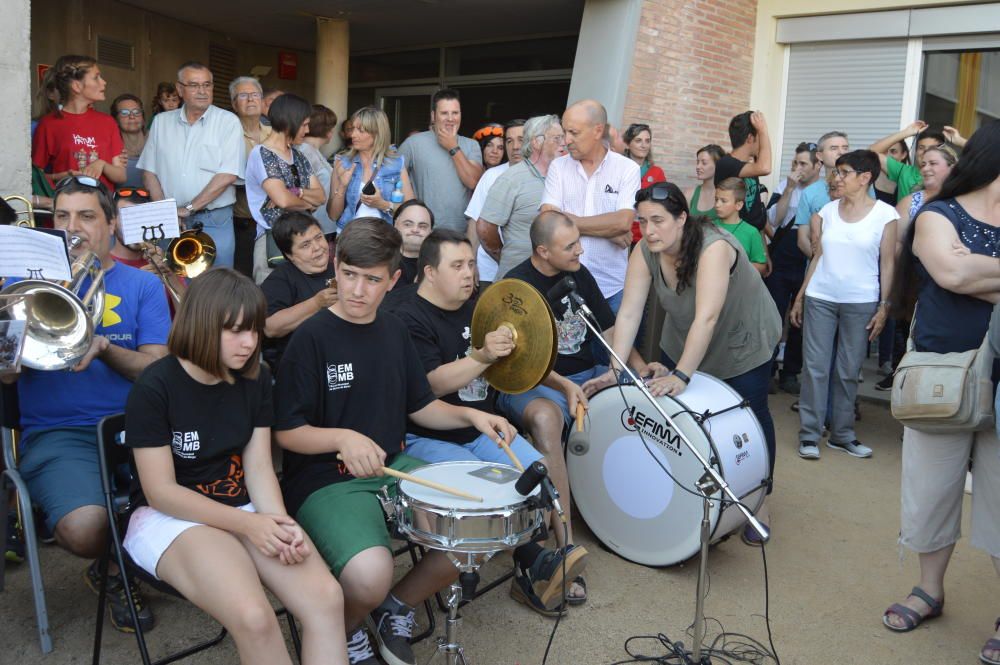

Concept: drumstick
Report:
left=336, top=454, right=484, bottom=502
left=496, top=432, right=524, bottom=471
left=575, top=403, right=585, bottom=433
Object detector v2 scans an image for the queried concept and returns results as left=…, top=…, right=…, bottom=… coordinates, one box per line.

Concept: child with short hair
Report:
left=714, top=177, right=768, bottom=276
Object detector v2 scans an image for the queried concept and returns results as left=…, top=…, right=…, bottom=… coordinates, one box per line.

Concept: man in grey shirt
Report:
left=399, top=88, right=483, bottom=233
left=478, top=114, right=566, bottom=279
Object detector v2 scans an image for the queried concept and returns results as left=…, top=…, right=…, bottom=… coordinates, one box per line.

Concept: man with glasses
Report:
left=1, top=177, right=171, bottom=631
left=464, top=118, right=525, bottom=286
left=539, top=100, right=640, bottom=314
left=477, top=114, right=566, bottom=280
left=229, top=76, right=273, bottom=278
left=138, top=61, right=244, bottom=268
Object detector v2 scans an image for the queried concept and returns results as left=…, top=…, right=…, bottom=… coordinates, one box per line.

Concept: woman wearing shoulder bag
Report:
left=881, top=121, right=1000, bottom=665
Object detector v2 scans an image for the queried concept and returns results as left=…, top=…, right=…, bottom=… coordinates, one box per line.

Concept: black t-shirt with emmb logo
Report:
left=125, top=356, right=273, bottom=508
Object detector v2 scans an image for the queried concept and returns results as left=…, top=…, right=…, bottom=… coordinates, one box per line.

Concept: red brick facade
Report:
left=623, top=0, right=758, bottom=190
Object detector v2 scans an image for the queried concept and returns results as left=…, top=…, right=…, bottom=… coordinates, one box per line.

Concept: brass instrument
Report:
left=0, top=235, right=106, bottom=371
left=3, top=195, right=35, bottom=228
left=141, top=222, right=216, bottom=304
left=470, top=279, right=558, bottom=394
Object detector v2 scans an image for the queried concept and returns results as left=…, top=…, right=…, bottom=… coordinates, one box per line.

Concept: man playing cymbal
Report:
left=388, top=228, right=588, bottom=618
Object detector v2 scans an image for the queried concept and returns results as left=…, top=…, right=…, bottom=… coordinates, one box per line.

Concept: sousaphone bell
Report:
left=471, top=279, right=558, bottom=394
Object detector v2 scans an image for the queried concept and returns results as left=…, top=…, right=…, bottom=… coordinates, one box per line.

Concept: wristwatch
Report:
left=448, top=146, right=460, bottom=157
left=184, top=203, right=195, bottom=213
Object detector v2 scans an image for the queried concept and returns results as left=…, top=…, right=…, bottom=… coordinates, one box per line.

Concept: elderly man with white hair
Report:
left=229, top=75, right=272, bottom=277
left=539, top=99, right=641, bottom=313
left=477, top=114, right=567, bottom=279
left=139, top=61, right=244, bottom=268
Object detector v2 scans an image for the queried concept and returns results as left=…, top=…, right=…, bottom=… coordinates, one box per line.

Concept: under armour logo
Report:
left=141, top=224, right=166, bottom=242
left=27, top=268, right=44, bottom=279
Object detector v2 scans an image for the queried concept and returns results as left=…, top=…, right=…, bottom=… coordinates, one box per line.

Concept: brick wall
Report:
left=623, top=0, right=758, bottom=191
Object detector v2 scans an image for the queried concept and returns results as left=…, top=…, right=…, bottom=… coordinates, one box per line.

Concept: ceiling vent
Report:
left=97, top=35, right=134, bottom=70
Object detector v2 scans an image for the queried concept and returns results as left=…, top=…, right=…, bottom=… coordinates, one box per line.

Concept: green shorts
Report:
left=296, top=454, right=426, bottom=577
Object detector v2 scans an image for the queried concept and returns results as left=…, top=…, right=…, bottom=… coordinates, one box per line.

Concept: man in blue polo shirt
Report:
left=2, top=177, right=170, bottom=632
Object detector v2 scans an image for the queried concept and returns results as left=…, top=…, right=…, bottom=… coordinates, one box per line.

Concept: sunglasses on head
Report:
left=114, top=188, right=151, bottom=202
left=634, top=182, right=676, bottom=205
left=56, top=174, right=104, bottom=192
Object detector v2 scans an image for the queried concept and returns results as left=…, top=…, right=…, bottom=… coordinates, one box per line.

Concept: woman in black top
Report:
left=882, top=122, right=1000, bottom=665
left=124, top=269, right=347, bottom=665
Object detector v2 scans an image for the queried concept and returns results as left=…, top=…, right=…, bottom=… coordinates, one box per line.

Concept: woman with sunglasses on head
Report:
left=583, top=181, right=781, bottom=544
left=111, top=94, right=147, bottom=189
left=328, top=106, right=414, bottom=231
left=124, top=269, right=348, bottom=665
left=33, top=54, right=127, bottom=191
left=474, top=124, right=506, bottom=169
left=789, top=150, right=897, bottom=461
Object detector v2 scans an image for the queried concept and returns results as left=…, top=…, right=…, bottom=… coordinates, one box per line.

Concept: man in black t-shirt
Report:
left=713, top=111, right=773, bottom=232
left=260, top=211, right=337, bottom=370
left=274, top=219, right=516, bottom=665
left=391, top=229, right=589, bottom=614
left=393, top=199, right=434, bottom=286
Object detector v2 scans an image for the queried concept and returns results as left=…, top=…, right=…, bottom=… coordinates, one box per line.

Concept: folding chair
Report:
left=92, top=413, right=301, bottom=665
left=0, top=382, right=53, bottom=654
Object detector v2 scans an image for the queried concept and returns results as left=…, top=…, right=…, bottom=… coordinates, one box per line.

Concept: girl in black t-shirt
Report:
left=124, top=269, right=347, bottom=665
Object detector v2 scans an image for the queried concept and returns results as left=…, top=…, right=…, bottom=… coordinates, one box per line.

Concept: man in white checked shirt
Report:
left=540, top=99, right=641, bottom=313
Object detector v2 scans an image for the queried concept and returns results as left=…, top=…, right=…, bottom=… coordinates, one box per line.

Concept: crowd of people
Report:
left=5, top=50, right=999, bottom=665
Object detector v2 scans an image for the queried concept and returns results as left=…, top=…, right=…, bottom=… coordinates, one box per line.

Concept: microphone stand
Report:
left=564, top=295, right=769, bottom=664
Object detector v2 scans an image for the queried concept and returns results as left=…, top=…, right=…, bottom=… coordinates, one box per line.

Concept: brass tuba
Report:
left=0, top=235, right=106, bottom=371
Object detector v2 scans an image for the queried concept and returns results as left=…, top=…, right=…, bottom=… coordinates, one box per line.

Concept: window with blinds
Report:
left=780, top=40, right=909, bottom=170
left=209, top=43, right=238, bottom=110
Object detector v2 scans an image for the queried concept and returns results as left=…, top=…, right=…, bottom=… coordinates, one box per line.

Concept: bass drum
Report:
left=567, top=373, right=770, bottom=566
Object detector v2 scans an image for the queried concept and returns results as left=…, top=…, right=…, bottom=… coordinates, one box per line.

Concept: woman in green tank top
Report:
left=583, top=181, right=781, bottom=544
left=686, top=144, right=725, bottom=222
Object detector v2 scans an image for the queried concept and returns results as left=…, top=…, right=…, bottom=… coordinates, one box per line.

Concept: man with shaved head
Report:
left=540, top=100, right=640, bottom=314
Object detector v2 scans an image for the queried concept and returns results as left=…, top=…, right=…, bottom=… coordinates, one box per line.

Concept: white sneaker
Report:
left=798, top=441, right=820, bottom=459
left=827, top=440, right=872, bottom=458
left=346, top=628, right=379, bottom=665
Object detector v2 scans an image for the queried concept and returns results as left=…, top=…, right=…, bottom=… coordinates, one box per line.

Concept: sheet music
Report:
left=0, top=225, right=72, bottom=281
left=118, top=198, right=181, bottom=245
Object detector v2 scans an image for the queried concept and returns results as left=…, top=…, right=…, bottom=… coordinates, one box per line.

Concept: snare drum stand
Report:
left=426, top=552, right=489, bottom=665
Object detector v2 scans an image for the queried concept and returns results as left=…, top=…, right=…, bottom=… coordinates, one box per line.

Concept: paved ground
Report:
left=2, top=364, right=997, bottom=664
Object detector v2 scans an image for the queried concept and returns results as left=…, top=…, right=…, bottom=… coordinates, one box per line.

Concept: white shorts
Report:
left=124, top=502, right=256, bottom=579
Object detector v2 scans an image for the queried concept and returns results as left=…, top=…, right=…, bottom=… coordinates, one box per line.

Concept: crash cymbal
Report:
left=471, top=278, right=557, bottom=394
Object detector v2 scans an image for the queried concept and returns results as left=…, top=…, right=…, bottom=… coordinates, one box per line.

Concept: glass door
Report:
left=376, top=86, right=439, bottom=147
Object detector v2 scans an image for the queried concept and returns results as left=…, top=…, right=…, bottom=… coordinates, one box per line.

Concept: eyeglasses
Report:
left=56, top=175, right=102, bottom=191
left=634, top=182, right=677, bottom=205
left=117, top=109, right=143, bottom=118
left=178, top=81, right=213, bottom=91
left=832, top=168, right=857, bottom=179
left=114, top=188, right=151, bottom=202
left=473, top=126, right=504, bottom=141
left=236, top=92, right=262, bottom=101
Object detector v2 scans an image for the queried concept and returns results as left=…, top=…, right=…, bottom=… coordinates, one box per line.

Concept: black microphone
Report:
left=545, top=276, right=577, bottom=307
left=515, top=461, right=566, bottom=522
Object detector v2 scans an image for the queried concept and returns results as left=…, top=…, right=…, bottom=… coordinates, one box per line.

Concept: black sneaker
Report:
left=368, top=604, right=416, bottom=665
left=85, top=561, right=155, bottom=633
left=346, top=627, right=380, bottom=665
left=875, top=374, right=893, bottom=392
left=5, top=511, right=24, bottom=563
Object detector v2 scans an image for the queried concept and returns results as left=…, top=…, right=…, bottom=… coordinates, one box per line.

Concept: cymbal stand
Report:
left=565, top=295, right=769, bottom=664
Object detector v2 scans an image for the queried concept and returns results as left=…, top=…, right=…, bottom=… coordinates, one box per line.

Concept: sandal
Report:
left=882, top=586, right=944, bottom=632
left=510, top=568, right=566, bottom=617
left=979, top=618, right=1000, bottom=665
left=509, top=544, right=588, bottom=614
left=566, top=575, right=587, bottom=606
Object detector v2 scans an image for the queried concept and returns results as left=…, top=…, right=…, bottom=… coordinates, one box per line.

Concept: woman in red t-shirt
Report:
left=623, top=123, right=666, bottom=242
left=32, top=54, right=126, bottom=191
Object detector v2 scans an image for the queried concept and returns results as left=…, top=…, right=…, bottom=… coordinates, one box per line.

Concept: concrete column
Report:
left=315, top=17, right=349, bottom=156
left=567, top=0, right=643, bottom=127
left=1, top=0, right=31, bottom=197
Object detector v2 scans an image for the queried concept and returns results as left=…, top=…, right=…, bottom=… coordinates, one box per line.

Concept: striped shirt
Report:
left=541, top=150, right=640, bottom=297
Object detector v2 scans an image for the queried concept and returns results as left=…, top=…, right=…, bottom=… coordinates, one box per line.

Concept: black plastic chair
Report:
left=92, top=413, right=302, bottom=665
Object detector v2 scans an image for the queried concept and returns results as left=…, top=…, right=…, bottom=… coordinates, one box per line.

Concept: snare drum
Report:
left=567, top=373, right=769, bottom=566
left=395, top=461, right=543, bottom=554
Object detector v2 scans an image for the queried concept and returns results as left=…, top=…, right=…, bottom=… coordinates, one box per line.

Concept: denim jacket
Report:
left=336, top=151, right=404, bottom=230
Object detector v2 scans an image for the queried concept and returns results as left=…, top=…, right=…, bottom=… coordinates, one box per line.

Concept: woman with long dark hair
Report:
left=584, top=181, right=781, bottom=544
left=882, top=121, right=1000, bottom=665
